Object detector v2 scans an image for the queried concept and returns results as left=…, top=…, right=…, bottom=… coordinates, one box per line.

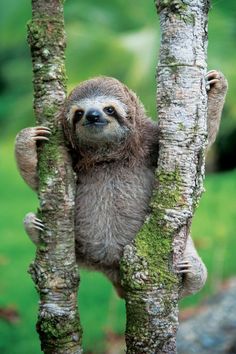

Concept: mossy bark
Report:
left=27, top=1, right=82, bottom=353
left=121, top=1, right=210, bottom=353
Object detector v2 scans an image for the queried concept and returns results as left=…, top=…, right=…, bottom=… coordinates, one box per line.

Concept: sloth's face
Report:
left=67, top=95, right=130, bottom=146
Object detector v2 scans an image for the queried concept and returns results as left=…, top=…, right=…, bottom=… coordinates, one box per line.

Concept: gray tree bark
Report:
left=27, top=0, right=82, bottom=353
left=121, top=1, right=210, bottom=353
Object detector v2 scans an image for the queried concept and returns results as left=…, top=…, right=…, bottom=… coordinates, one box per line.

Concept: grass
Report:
left=0, top=138, right=236, bottom=353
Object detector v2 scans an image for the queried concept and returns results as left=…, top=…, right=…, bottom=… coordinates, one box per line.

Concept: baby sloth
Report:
left=15, top=71, right=228, bottom=298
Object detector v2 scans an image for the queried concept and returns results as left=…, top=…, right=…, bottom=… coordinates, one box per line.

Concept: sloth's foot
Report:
left=205, top=70, right=228, bottom=93
left=24, top=212, right=44, bottom=245
left=176, top=258, right=192, bottom=274
left=31, top=126, right=51, bottom=142
left=177, top=255, right=207, bottom=298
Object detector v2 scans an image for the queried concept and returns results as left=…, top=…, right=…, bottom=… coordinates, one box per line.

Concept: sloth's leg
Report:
left=102, top=267, right=125, bottom=298
left=177, top=236, right=207, bottom=299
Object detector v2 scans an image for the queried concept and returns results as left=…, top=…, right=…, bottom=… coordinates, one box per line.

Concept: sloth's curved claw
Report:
left=176, top=258, right=193, bottom=274
left=32, top=126, right=51, bottom=142
left=23, top=212, right=45, bottom=245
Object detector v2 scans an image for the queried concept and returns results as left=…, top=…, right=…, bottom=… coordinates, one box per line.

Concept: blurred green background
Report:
left=1, top=1, right=236, bottom=353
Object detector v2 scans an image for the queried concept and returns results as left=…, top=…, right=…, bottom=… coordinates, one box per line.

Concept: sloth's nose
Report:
left=86, top=109, right=102, bottom=123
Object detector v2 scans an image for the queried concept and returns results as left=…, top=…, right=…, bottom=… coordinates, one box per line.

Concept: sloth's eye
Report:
left=104, top=106, right=116, bottom=115
left=73, top=109, right=84, bottom=122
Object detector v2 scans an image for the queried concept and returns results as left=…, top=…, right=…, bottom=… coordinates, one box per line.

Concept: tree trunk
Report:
left=27, top=1, right=82, bottom=353
left=121, top=1, right=210, bottom=353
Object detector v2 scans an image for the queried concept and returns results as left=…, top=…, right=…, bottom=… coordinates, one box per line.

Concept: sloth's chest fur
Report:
left=75, top=163, right=155, bottom=267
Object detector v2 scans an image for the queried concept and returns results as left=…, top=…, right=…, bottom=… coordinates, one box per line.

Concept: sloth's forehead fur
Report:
left=67, top=95, right=128, bottom=122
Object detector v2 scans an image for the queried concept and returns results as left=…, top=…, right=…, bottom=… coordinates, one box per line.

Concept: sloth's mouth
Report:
left=83, top=121, right=108, bottom=127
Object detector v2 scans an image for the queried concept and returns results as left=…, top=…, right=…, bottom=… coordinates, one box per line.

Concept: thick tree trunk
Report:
left=27, top=1, right=82, bottom=353
left=121, top=1, right=209, bottom=353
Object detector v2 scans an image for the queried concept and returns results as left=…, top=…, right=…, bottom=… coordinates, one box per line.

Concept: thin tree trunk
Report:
left=27, top=1, right=82, bottom=353
left=121, top=1, right=210, bottom=353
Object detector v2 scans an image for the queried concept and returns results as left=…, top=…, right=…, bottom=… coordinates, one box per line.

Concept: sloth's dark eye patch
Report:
left=73, top=109, right=84, bottom=122
left=104, top=106, right=116, bottom=116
